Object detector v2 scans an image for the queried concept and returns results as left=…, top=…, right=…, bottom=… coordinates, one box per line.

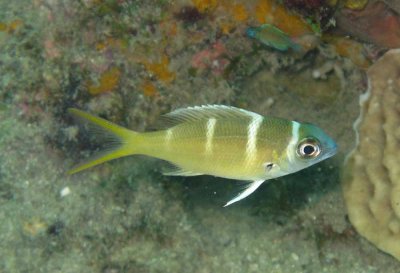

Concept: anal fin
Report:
left=162, top=162, right=203, bottom=177
left=224, top=180, right=265, bottom=207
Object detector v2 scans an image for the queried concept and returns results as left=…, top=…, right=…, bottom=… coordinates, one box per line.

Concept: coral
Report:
left=87, top=66, right=122, bottom=95
left=335, top=1, right=400, bottom=48
left=343, top=49, right=400, bottom=261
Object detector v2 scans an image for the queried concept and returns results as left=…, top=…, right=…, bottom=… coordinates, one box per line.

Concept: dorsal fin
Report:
left=160, top=105, right=261, bottom=128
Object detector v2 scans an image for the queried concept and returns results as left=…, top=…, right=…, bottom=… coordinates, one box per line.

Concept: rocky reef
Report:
left=2, top=0, right=400, bottom=272
left=343, top=49, right=400, bottom=261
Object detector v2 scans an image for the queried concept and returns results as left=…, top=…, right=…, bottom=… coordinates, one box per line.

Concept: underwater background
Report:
left=1, top=0, right=400, bottom=272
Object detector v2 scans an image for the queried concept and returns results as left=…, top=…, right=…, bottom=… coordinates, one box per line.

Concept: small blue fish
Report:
left=246, top=24, right=301, bottom=51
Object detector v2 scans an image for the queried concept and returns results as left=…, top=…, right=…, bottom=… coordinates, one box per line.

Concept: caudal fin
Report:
left=67, top=108, right=140, bottom=174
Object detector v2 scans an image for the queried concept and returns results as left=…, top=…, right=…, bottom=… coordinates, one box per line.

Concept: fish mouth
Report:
left=323, top=143, right=338, bottom=160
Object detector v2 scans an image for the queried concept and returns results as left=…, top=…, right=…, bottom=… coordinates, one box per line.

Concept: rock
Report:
left=383, top=0, right=400, bottom=15
left=336, top=1, right=400, bottom=48
left=343, top=49, right=400, bottom=260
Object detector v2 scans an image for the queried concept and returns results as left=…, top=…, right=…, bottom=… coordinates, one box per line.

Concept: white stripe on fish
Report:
left=245, top=114, right=263, bottom=167
left=205, top=118, right=217, bottom=155
left=286, top=121, right=300, bottom=164
left=165, top=128, right=173, bottom=150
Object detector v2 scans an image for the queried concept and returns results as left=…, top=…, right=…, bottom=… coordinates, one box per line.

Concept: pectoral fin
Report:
left=223, top=180, right=265, bottom=207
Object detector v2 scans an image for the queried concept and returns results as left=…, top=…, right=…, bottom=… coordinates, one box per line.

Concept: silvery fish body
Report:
left=68, top=105, right=337, bottom=206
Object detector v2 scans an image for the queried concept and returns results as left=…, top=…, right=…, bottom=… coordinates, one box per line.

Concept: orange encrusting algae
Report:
left=160, top=21, right=178, bottom=38
left=190, top=0, right=311, bottom=38
left=0, top=19, right=23, bottom=33
left=217, top=2, right=249, bottom=34
left=142, top=55, right=176, bottom=84
left=219, top=22, right=234, bottom=35
left=253, top=0, right=312, bottom=37
left=328, top=36, right=371, bottom=69
left=255, top=1, right=274, bottom=24
left=95, top=37, right=128, bottom=52
left=140, top=80, right=159, bottom=97
left=230, top=3, right=248, bottom=22
left=23, top=218, right=47, bottom=237
left=192, top=0, right=218, bottom=13
left=87, top=66, right=122, bottom=95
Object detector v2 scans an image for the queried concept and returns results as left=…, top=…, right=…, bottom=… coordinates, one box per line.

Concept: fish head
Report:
left=283, top=122, right=337, bottom=174
left=246, top=27, right=257, bottom=38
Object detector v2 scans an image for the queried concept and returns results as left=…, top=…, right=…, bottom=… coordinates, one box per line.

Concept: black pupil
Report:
left=303, top=145, right=315, bottom=155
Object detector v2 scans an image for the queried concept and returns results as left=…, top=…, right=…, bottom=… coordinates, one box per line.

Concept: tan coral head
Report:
left=343, top=49, right=400, bottom=261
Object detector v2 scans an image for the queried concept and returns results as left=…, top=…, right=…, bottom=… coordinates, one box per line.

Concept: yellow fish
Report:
left=68, top=105, right=337, bottom=206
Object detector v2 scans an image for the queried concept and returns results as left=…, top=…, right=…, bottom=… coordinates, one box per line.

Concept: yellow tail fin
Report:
left=67, top=108, right=140, bottom=174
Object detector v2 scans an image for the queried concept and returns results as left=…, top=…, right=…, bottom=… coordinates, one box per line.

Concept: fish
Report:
left=246, top=24, right=301, bottom=51
left=68, top=105, right=337, bottom=206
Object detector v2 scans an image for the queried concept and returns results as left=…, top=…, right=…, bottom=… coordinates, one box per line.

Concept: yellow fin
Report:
left=67, top=108, right=139, bottom=174
left=163, top=168, right=203, bottom=177
left=161, top=162, right=203, bottom=176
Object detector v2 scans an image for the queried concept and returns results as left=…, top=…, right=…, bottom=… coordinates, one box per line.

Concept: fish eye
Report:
left=296, top=138, right=321, bottom=159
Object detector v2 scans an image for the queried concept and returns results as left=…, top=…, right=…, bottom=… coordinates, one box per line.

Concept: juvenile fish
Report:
left=68, top=105, right=337, bottom=206
left=246, top=24, right=301, bottom=51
